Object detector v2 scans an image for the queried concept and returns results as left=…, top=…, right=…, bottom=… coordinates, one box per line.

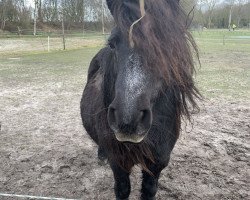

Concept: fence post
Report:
left=48, top=36, right=50, bottom=52
left=102, top=0, right=105, bottom=35
left=62, top=14, right=66, bottom=50
left=223, top=35, right=225, bottom=45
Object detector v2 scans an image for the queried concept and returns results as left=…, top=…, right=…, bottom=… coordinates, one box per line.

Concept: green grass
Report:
left=0, top=29, right=249, bottom=101
left=192, top=29, right=250, bottom=53
left=192, top=29, right=250, bottom=100
left=0, top=47, right=100, bottom=89
left=195, top=57, right=249, bottom=100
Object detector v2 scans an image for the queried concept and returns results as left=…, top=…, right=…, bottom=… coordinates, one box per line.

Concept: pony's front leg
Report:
left=110, top=162, right=131, bottom=200
left=141, top=170, right=160, bottom=200
left=141, top=160, right=169, bottom=200
left=97, top=146, right=107, bottom=164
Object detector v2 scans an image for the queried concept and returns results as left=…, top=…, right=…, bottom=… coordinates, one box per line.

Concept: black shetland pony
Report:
left=80, top=0, right=200, bottom=199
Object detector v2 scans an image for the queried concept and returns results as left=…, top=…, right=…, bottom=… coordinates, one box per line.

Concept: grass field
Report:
left=193, top=30, right=250, bottom=100
left=0, top=30, right=249, bottom=199
left=1, top=29, right=249, bottom=100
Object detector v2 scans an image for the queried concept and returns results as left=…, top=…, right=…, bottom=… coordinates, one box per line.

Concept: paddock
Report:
left=0, top=30, right=249, bottom=199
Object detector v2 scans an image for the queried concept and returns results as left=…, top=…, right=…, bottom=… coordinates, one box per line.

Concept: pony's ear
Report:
left=106, top=0, right=114, bottom=15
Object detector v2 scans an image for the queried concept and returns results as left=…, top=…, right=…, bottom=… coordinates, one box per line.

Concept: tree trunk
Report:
left=1, top=2, right=6, bottom=30
left=82, top=0, right=85, bottom=35
left=101, top=0, right=105, bottom=34
left=208, top=15, right=211, bottom=29
left=237, top=17, right=241, bottom=28
left=34, top=0, right=38, bottom=36
left=228, top=5, right=233, bottom=31
left=38, top=0, right=43, bottom=23
left=62, top=14, right=66, bottom=50
left=1, top=18, right=6, bottom=30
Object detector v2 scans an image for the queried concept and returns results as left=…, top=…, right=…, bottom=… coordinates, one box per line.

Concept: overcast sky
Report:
left=26, top=0, right=249, bottom=8
left=26, top=0, right=32, bottom=7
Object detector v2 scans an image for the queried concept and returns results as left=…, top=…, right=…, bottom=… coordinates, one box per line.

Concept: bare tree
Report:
left=0, top=0, right=7, bottom=30
left=199, top=0, right=217, bottom=28
left=226, top=0, right=236, bottom=30
left=235, top=0, right=248, bottom=27
left=0, top=0, right=31, bottom=31
left=42, top=0, right=59, bottom=23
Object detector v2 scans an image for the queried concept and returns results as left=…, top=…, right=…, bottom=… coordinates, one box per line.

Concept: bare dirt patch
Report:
left=0, top=85, right=249, bottom=200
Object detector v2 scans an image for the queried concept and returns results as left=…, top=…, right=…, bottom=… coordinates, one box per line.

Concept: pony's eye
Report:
left=108, top=42, right=116, bottom=50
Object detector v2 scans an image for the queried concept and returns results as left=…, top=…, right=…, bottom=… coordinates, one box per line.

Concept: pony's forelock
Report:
left=111, top=0, right=201, bottom=120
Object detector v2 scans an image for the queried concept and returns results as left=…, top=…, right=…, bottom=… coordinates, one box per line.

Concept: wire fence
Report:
left=0, top=29, right=250, bottom=55
left=191, top=29, right=250, bottom=47
left=0, top=29, right=110, bottom=54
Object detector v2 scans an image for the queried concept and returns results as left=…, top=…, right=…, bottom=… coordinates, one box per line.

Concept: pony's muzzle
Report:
left=107, top=104, right=152, bottom=143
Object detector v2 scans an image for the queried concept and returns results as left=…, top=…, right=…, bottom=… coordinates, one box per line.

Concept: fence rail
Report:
left=0, top=29, right=111, bottom=38
left=0, top=193, right=79, bottom=200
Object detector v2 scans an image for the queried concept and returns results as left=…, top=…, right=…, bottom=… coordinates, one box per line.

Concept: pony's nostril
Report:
left=139, top=109, right=152, bottom=129
left=108, top=107, right=117, bottom=126
left=108, top=104, right=152, bottom=134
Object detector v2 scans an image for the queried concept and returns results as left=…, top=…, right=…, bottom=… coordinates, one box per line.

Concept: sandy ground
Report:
left=0, top=51, right=249, bottom=199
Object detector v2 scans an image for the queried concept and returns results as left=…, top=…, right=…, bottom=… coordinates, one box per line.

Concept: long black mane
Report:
left=108, top=0, right=201, bottom=120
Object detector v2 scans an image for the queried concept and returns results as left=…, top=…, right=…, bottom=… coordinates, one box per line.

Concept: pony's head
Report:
left=105, top=0, right=199, bottom=144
